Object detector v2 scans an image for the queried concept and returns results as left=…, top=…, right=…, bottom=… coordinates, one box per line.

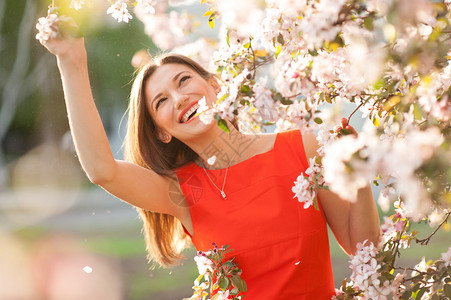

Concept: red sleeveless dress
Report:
left=175, top=130, right=335, bottom=299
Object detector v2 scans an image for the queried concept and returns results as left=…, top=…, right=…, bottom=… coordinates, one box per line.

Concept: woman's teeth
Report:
left=181, top=103, right=200, bottom=123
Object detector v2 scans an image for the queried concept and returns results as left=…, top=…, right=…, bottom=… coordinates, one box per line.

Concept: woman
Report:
left=40, top=24, right=380, bottom=299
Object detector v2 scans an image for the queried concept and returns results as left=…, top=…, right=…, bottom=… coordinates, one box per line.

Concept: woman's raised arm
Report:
left=302, top=130, right=380, bottom=255
left=40, top=28, right=186, bottom=218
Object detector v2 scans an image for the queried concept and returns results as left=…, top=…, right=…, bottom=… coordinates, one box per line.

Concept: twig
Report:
left=286, top=92, right=304, bottom=99
left=347, top=102, right=364, bottom=122
left=392, top=267, right=429, bottom=282
left=248, top=41, right=257, bottom=80
left=416, top=211, right=451, bottom=245
left=389, top=238, right=401, bottom=270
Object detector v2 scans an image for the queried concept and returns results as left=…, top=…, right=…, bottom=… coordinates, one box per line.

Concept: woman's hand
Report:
left=38, top=16, right=86, bottom=63
left=334, top=118, right=358, bottom=137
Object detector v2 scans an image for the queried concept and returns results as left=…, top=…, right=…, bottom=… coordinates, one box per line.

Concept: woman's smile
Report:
left=179, top=100, right=201, bottom=124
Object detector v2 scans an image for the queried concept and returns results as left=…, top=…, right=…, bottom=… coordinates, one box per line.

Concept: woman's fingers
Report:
left=334, top=118, right=358, bottom=137
left=36, top=12, right=83, bottom=57
left=344, top=125, right=358, bottom=136
left=340, top=118, right=349, bottom=129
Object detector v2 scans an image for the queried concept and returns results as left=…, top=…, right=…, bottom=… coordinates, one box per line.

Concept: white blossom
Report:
left=70, top=0, right=85, bottom=10
left=297, top=0, right=345, bottom=49
left=107, top=0, right=133, bottom=23
left=35, top=14, right=59, bottom=44
left=216, top=0, right=264, bottom=37
left=322, top=134, right=371, bottom=201
left=292, top=174, right=315, bottom=209
left=350, top=240, right=394, bottom=298
left=194, top=253, right=214, bottom=275
left=441, top=247, right=451, bottom=268
left=214, top=289, right=230, bottom=300
left=136, top=0, right=157, bottom=15
left=197, top=96, right=215, bottom=125
left=377, top=186, right=397, bottom=212
left=253, top=77, right=278, bottom=122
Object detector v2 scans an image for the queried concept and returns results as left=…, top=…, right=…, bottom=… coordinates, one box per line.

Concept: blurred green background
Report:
left=0, top=1, right=449, bottom=299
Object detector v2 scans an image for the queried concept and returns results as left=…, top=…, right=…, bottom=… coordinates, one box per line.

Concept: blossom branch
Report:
left=415, top=212, right=451, bottom=246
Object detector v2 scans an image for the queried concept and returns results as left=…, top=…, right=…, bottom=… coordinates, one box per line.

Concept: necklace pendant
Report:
left=220, top=190, right=227, bottom=199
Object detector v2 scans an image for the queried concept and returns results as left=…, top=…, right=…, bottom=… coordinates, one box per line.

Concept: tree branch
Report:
left=415, top=212, right=451, bottom=246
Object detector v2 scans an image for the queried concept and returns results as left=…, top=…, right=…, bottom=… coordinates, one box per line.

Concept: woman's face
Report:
left=145, top=63, right=219, bottom=143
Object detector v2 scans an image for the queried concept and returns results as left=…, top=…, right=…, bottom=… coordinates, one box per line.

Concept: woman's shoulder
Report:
left=245, top=132, right=277, bottom=150
left=270, top=129, right=318, bottom=160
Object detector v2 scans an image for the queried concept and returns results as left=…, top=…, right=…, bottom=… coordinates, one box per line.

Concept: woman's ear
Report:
left=159, top=131, right=172, bottom=143
left=208, top=77, right=221, bottom=94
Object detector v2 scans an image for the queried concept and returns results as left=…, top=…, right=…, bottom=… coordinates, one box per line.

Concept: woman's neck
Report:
left=187, top=124, right=247, bottom=170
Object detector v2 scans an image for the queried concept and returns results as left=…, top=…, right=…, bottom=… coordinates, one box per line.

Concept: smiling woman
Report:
left=38, top=16, right=380, bottom=299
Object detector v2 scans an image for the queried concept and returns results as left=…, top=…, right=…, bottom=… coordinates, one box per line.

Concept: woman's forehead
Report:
left=145, top=64, right=194, bottom=104
left=147, top=64, right=193, bottom=87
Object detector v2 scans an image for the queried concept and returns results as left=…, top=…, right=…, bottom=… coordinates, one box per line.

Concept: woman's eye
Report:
left=179, top=75, right=191, bottom=86
left=155, top=97, right=167, bottom=110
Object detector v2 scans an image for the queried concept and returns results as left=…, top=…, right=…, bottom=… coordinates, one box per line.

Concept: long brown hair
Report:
left=124, top=53, right=215, bottom=267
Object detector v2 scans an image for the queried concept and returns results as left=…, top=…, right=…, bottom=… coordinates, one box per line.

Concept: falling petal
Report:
left=207, top=156, right=216, bottom=165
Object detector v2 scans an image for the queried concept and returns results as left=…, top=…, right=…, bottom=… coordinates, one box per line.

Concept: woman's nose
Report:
left=175, top=93, right=190, bottom=110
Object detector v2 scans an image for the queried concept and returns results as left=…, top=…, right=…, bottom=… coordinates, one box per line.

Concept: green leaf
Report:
left=240, top=85, right=253, bottom=97
left=230, top=275, right=247, bottom=292
left=413, top=103, right=423, bottom=120
left=339, top=128, right=351, bottom=135
left=277, top=33, right=285, bottom=45
left=243, top=42, right=251, bottom=49
left=313, top=198, right=319, bottom=211
left=364, top=16, right=374, bottom=30
left=374, top=78, right=385, bottom=90
left=217, top=119, right=230, bottom=132
left=218, top=276, right=230, bottom=290
left=229, top=287, right=239, bottom=295
left=308, top=49, right=318, bottom=56
left=314, top=117, right=323, bottom=124
left=416, top=287, right=426, bottom=299
left=280, top=98, right=293, bottom=105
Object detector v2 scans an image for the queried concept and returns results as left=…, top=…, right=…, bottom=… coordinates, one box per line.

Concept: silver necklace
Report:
left=200, top=151, right=238, bottom=199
